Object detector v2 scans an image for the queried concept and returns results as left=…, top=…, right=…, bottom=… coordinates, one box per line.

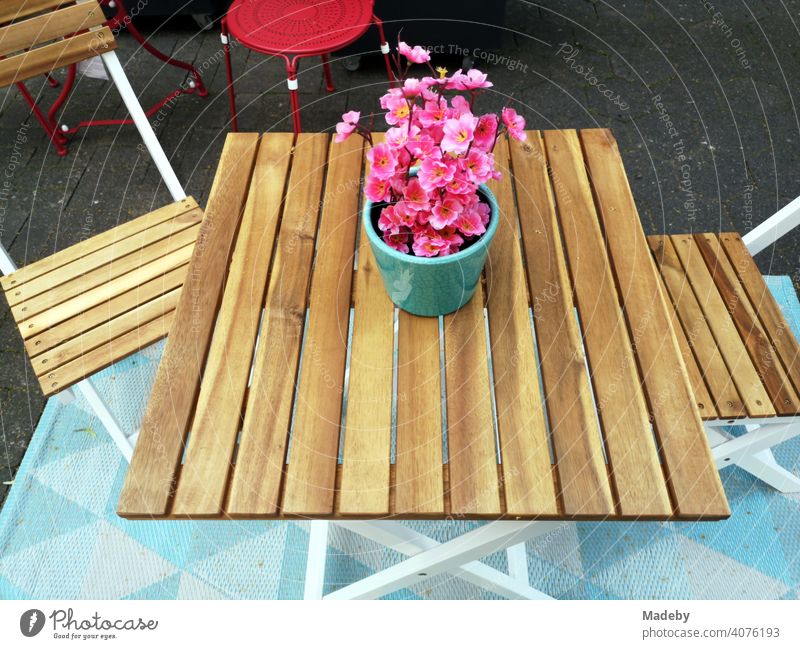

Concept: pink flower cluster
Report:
left=335, top=43, right=527, bottom=257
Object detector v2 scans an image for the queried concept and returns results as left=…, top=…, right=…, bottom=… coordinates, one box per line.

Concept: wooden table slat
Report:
left=647, top=235, right=744, bottom=418
left=118, top=133, right=260, bottom=517
left=443, top=282, right=503, bottom=516
left=221, top=133, right=329, bottom=516
left=694, top=233, right=800, bottom=416
left=580, top=129, right=728, bottom=519
left=484, top=138, right=558, bottom=517
left=337, top=208, right=395, bottom=515
left=268, top=137, right=364, bottom=516
left=721, top=232, right=800, bottom=398
left=509, top=133, right=615, bottom=517
left=669, top=234, right=775, bottom=418
left=171, top=132, right=297, bottom=516
left=395, top=311, right=445, bottom=515
left=543, top=130, right=671, bottom=517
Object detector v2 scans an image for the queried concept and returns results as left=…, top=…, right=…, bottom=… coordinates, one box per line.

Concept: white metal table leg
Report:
left=742, top=194, right=800, bottom=255
left=737, top=449, right=800, bottom=493
left=335, top=520, right=552, bottom=600
left=326, top=521, right=563, bottom=600
left=304, top=520, right=330, bottom=600
left=506, top=542, right=530, bottom=584
left=101, top=51, right=187, bottom=203
left=706, top=421, right=800, bottom=492
left=75, top=379, right=133, bottom=462
left=0, top=241, right=17, bottom=275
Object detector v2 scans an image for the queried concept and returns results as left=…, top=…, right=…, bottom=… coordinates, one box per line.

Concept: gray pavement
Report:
left=2, top=0, right=799, bottom=507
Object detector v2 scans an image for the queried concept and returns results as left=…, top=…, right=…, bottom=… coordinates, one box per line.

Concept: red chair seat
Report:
left=226, top=0, right=375, bottom=56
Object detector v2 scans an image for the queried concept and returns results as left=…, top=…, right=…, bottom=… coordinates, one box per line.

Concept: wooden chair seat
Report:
left=648, top=233, right=800, bottom=420
left=0, top=197, right=202, bottom=397
left=0, top=0, right=116, bottom=88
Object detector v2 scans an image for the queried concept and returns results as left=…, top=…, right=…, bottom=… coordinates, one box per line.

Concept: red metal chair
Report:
left=222, top=0, right=394, bottom=133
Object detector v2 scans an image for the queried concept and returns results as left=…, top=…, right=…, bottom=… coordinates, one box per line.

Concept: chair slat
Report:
left=721, top=232, right=800, bottom=398
left=484, top=138, right=558, bottom=517
left=31, top=286, right=179, bottom=377
left=24, top=263, right=188, bottom=356
left=117, top=133, right=260, bottom=518
left=1, top=197, right=197, bottom=290
left=580, top=128, right=728, bottom=519
left=443, top=282, right=502, bottom=516
left=0, top=2, right=106, bottom=57
left=694, top=233, right=800, bottom=415
left=509, top=133, right=615, bottom=517
left=7, top=207, right=202, bottom=307
left=12, top=226, right=198, bottom=326
left=236, top=135, right=361, bottom=516
left=395, top=311, right=445, bottom=515
left=0, top=25, right=115, bottom=88
left=648, top=235, right=748, bottom=418
left=669, top=235, right=775, bottom=417
left=0, top=0, right=67, bottom=25
left=544, top=129, right=671, bottom=517
left=42, top=310, right=173, bottom=396
left=171, top=133, right=296, bottom=516
left=337, top=207, right=395, bottom=516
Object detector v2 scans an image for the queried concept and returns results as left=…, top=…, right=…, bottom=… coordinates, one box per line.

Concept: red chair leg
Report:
left=221, top=18, right=239, bottom=132
left=16, top=81, right=68, bottom=156
left=286, top=60, right=302, bottom=134
left=373, top=14, right=395, bottom=87
left=321, top=53, right=335, bottom=93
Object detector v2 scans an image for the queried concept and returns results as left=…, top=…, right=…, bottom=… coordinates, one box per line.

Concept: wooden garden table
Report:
left=117, top=129, right=730, bottom=598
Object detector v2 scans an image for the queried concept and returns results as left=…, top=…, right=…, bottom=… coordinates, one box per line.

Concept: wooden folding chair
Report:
left=0, top=0, right=200, bottom=460
left=648, top=196, right=800, bottom=494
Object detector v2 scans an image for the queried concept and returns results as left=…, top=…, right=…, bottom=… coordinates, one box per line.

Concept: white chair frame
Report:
left=0, top=49, right=187, bottom=463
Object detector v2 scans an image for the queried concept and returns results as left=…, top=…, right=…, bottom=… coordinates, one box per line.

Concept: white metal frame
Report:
left=304, top=520, right=563, bottom=600
left=0, top=50, right=186, bottom=462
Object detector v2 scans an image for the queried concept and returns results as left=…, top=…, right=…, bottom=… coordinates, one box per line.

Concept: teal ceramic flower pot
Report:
left=362, top=184, right=499, bottom=317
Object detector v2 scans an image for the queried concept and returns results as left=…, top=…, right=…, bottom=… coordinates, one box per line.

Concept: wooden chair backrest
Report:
left=0, top=1, right=116, bottom=88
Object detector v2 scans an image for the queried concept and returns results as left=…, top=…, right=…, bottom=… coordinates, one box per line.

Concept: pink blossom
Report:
left=403, top=178, right=430, bottom=211
left=393, top=201, right=418, bottom=227
left=398, top=41, right=431, bottom=64
left=367, top=143, right=397, bottom=180
left=418, top=156, right=455, bottom=192
left=412, top=229, right=451, bottom=257
left=341, top=110, right=360, bottom=124
left=383, top=231, right=410, bottom=254
left=365, top=176, right=392, bottom=203
left=334, top=121, right=356, bottom=143
left=502, top=107, right=527, bottom=141
left=460, top=69, right=492, bottom=90
left=448, top=94, right=471, bottom=118
left=385, top=126, right=409, bottom=148
left=429, top=197, right=463, bottom=229
left=385, top=95, right=410, bottom=125
left=441, top=115, right=477, bottom=154
left=379, top=88, right=403, bottom=110
left=439, top=226, right=465, bottom=255
left=462, top=149, right=493, bottom=183
left=378, top=205, right=402, bottom=234
left=472, top=114, right=497, bottom=150
left=453, top=205, right=487, bottom=237
left=418, top=99, right=448, bottom=128
left=475, top=201, right=491, bottom=226
left=444, top=173, right=473, bottom=195
left=402, top=78, right=423, bottom=98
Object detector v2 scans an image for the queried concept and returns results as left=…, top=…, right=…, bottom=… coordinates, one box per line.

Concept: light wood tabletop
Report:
left=117, top=128, right=730, bottom=522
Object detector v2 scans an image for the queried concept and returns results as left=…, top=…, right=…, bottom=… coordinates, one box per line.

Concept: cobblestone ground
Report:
left=1, top=0, right=799, bottom=505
